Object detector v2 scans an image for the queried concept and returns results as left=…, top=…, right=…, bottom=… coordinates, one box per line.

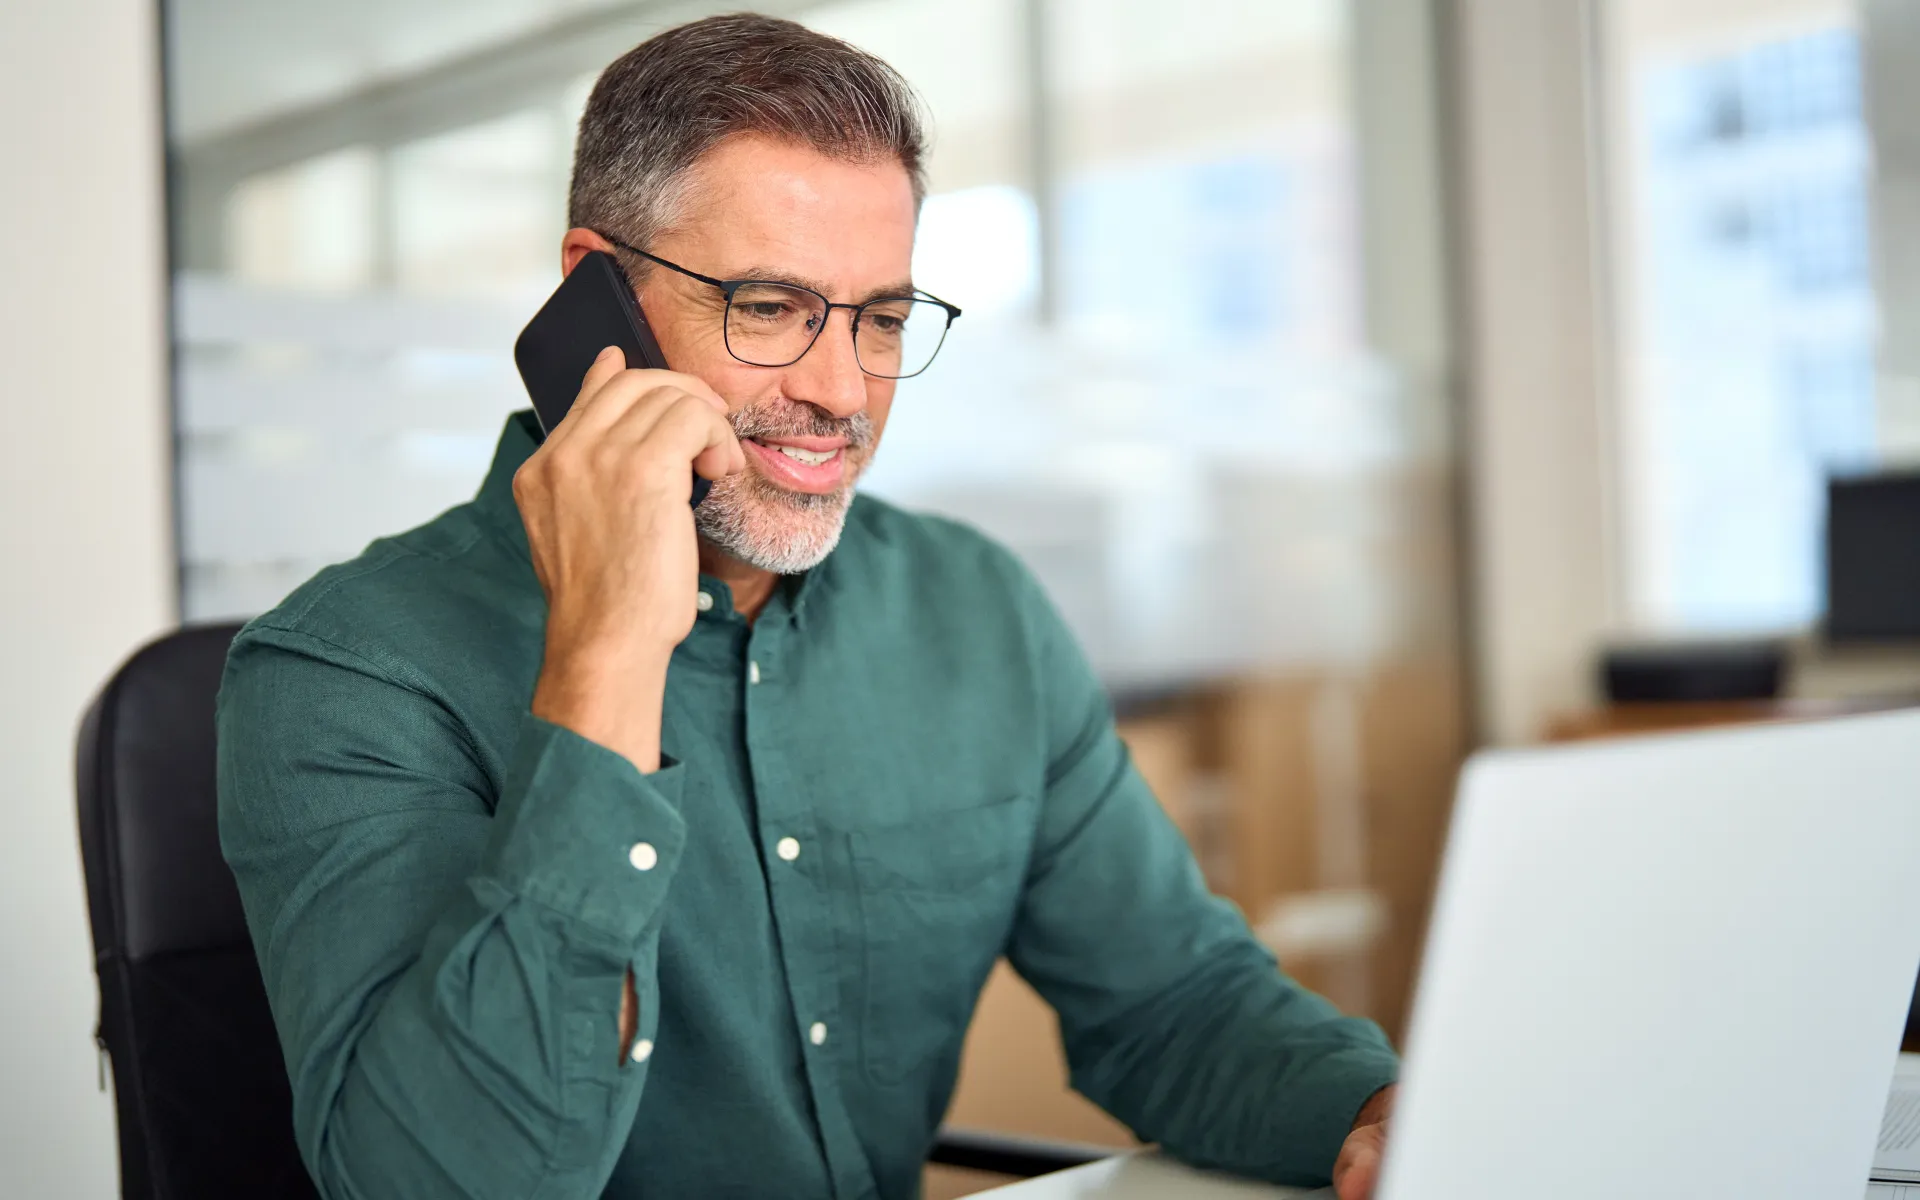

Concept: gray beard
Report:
left=696, top=400, right=873, bottom=573
left=693, top=472, right=855, bottom=574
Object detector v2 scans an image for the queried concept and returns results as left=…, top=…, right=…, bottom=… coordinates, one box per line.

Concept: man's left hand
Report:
left=1331, top=1084, right=1395, bottom=1200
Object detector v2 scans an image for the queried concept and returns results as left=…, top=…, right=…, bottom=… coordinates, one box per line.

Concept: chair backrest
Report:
left=76, top=623, right=316, bottom=1199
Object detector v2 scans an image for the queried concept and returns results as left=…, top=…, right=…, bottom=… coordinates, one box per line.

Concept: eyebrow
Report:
left=730, top=265, right=917, bottom=305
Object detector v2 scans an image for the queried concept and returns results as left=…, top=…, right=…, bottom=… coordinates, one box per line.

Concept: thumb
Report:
left=1331, top=1122, right=1387, bottom=1200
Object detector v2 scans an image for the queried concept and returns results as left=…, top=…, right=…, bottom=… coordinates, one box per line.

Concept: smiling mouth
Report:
left=740, top=436, right=852, bottom=494
left=754, top=441, right=840, bottom=466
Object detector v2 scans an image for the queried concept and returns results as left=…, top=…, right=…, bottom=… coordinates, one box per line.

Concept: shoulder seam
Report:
left=271, top=518, right=486, bottom=628
left=238, top=617, right=435, bottom=701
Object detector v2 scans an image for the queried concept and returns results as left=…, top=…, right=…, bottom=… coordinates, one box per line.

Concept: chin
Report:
left=694, top=473, right=857, bottom=574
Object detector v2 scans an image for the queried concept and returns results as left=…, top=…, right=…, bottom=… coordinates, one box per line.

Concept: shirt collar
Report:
left=475, top=409, right=843, bottom=626
left=474, top=409, right=541, bottom=562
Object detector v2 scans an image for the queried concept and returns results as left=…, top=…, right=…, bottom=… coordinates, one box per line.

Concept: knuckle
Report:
left=633, top=457, right=681, bottom=496
left=674, top=393, right=723, bottom=424
left=586, top=441, right=625, bottom=478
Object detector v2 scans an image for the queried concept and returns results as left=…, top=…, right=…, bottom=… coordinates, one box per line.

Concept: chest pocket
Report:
left=849, top=794, right=1034, bottom=1086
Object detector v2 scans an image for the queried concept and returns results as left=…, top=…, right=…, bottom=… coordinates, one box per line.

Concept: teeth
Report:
left=775, top=444, right=837, bottom=466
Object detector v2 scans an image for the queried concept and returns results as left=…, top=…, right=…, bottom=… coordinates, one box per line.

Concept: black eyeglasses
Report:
left=598, top=233, right=961, bottom=380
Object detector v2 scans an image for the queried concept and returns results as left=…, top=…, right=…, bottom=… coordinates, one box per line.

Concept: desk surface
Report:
left=969, top=1153, right=1329, bottom=1199
left=976, top=1057, right=1920, bottom=1198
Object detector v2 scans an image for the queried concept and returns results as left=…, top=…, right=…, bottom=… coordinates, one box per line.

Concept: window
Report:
left=390, top=109, right=568, bottom=302
left=226, top=147, right=378, bottom=292
left=1611, top=5, right=1875, bottom=632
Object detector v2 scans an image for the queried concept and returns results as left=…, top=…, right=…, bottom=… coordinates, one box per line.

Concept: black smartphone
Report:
left=513, top=249, right=711, bottom=507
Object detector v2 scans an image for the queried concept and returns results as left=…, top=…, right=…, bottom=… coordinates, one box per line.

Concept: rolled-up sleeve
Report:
left=1002, top=569, right=1400, bottom=1188
left=217, top=623, right=681, bottom=1199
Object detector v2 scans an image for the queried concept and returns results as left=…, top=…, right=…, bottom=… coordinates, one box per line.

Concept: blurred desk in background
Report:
left=1547, top=695, right=1920, bottom=743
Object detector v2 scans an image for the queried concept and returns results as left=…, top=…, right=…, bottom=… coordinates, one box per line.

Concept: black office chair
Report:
left=77, top=623, right=314, bottom=1198
left=77, top=623, right=1103, bottom=1198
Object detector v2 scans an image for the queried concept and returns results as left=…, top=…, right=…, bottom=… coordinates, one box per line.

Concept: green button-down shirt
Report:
left=216, top=411, right=1398, bottom=1200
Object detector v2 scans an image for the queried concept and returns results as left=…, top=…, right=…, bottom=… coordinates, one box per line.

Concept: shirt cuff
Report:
left=478, top=712, right=689, bottom=942
left=1286, top=1050, right=1401, bottom=1182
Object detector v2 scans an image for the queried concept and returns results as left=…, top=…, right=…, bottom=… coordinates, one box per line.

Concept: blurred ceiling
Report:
left=165, top=0, right=1345, bottom=162
left=165, top=0, right=643, bottom=144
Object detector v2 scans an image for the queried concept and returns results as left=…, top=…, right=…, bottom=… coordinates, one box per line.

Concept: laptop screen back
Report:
left=1380, top=711, right=1920, bottom=1200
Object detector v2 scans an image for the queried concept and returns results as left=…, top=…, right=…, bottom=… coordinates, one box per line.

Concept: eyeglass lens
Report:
left=724, top=282, right=950, bottom=378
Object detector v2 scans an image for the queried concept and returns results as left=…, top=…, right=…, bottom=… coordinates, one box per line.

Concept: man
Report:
left=217, top=14, right=1398, bottom=1199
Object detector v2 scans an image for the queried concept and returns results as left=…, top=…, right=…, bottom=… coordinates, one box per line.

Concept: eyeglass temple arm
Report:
left=599, top=230, right=961, bottom=318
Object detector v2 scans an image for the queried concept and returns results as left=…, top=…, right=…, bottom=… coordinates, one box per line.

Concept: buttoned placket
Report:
left=680, top=577, right=876, bottom=1198
left=737, top=596, right=879, bottom=1200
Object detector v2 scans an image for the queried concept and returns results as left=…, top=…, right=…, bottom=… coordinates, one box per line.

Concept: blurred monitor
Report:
left=1826, top=471, right=1920, bottom=642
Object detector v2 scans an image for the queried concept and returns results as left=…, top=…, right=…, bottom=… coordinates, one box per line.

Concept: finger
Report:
left=647, top=393, right=746, bottom=481
left=1335, top=1151, right=1380, bottom=1200
left=543, top=345, right=628, bottom=451
left=579, top=344, right=627, bottom=404
left=1332, top=1127, right=1385, bottom=1200
left=593, top=366, right=728, bottom=418
left=657, top=370, right=728, bottom=415
left=559, top=365, right=727, bottom=452
left=610, top=367, right=730, bottom=415
left=586, top=388, right=744, bottom=499
left=596, top=383, right=716, bottom=456
left=691, top=433, right=748, bottom=484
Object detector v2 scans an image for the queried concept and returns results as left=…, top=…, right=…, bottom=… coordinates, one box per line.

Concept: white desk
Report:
left=975, top=1150, right=1910, bottom=1200
left=975, top=1055, right=1920, bottom=1198
left=969, top=1152, right=1330, bottom=1199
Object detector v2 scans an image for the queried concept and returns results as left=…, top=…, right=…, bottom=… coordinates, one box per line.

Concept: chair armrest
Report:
left=927, top=1126, right=1116, bottom=1178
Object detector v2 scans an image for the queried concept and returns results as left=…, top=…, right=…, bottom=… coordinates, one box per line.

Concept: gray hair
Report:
left=568, top=13, right=929, bottom=272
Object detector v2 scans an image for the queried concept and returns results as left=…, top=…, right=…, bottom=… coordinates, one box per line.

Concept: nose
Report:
left=782, top=307, right=868, bottom=420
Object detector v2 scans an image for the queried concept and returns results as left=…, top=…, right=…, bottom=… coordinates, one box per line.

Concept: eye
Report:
left=738, top=301, right=795, bottom=322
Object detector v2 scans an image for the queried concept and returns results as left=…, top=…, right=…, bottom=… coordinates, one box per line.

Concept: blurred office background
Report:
left=8, top=0, right=1920, bottom=1195
left=164, top=0, right=1467, bottom=1166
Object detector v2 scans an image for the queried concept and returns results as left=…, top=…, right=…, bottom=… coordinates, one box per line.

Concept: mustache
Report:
left=729, top=400, right=873, bottom=449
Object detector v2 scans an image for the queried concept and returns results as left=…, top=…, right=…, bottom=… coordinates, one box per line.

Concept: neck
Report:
left=697, top=538, right=779, bottom=624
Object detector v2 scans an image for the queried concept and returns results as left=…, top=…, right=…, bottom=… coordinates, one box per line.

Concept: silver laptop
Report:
left=1873, top=1059, right=1920, bottom=1188
left=1376, top=710, right=1920, bottom=1200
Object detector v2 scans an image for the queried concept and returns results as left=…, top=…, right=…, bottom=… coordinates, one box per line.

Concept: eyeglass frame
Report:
left=595, top=233, right=962, bottom=380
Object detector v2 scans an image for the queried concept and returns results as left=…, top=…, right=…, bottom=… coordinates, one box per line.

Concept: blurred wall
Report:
left=1450, top=0, right=1619, bottom=743
left=1864, top=0, right=1920, bottom=460
left=0, top=0, right=175, bottom=1195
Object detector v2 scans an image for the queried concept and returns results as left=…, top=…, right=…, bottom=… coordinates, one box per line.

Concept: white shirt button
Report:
left=630, top=1038, right=653, bottom=1063
left=749, top=660, right=762, bottom=684
left=809, top=1022, right=828, bottom=1046
left=776, top=836, right=801, bottom=862
left=628, top=842, right=658, bottom=872
left=695, top=590, right=714, bottom=612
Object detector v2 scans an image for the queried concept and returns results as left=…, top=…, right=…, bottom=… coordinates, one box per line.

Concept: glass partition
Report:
left=162, top=0, right=1468, bottom=1158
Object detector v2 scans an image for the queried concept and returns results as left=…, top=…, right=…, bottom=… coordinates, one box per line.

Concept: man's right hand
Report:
left=513, top=345, right=745, bottom=771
